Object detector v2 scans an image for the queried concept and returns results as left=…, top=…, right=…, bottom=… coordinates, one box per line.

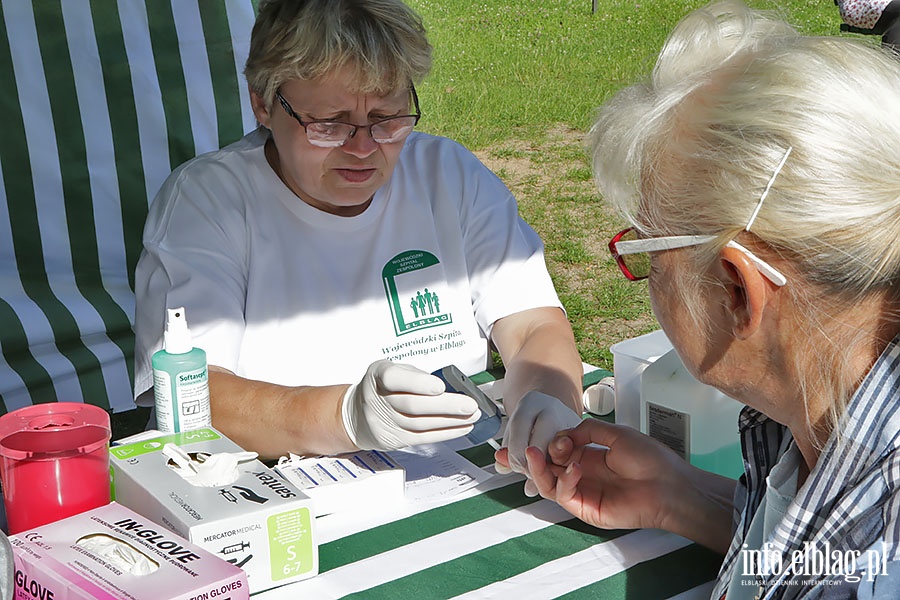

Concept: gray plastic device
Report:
left=432, top=365, right=501, bottom=446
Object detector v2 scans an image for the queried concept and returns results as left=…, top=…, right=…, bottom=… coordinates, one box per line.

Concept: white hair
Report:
left=590, top=0, right=900, bottom=443
left=592, top=0, right=900, bottom=295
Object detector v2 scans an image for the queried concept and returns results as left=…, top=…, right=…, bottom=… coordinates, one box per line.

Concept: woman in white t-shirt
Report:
left=134, top=0, right=583, bottom=491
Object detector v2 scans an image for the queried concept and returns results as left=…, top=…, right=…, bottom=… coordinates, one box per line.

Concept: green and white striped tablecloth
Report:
left=257, top=370, right=723, bottom=599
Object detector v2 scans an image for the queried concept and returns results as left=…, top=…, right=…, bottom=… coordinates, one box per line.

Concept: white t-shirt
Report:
left=133, top=128, right=562, bottom=396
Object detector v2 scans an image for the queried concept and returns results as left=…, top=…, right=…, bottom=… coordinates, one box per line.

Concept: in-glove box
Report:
left=10, top=502, right=248, bottom=600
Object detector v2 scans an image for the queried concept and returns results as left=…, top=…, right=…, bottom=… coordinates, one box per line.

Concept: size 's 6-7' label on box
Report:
left=268, top=507, right=315, bottom=581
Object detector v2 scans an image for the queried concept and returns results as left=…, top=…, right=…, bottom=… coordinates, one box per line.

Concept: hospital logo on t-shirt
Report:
left=382, top=250, right=453, bottom=336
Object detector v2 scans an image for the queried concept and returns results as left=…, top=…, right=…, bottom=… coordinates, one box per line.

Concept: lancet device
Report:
left=433, top=365, right=501, bottom=446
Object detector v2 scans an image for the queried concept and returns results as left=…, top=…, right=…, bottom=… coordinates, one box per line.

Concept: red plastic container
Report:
left=0, top=402, right=111, bottom=534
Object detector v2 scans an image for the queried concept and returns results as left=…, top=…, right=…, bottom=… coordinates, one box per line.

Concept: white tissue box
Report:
left=9, top=502, right=248, bottom=600
left=109, top=427, right=318, bottom=594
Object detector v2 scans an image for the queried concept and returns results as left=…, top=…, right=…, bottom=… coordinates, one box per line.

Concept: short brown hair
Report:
left=245, top=0, right=432, bottom=106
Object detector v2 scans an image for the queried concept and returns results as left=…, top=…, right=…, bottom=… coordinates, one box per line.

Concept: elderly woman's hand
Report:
left=494, top=390, right=583, bottom=496
left=523, top=419, right=687, bottom=532
left=523, top=417, right=736, bottom=554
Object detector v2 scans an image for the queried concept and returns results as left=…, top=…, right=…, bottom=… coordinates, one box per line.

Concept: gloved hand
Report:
left=497, top=390, right=583, bottom=496
left=341, top=360, right=482, bottom=451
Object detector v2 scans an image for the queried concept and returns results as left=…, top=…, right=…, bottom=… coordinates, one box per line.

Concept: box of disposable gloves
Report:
left=109, top=427, right=318, bottom=594
left=9, top=502, right=249, bottom=600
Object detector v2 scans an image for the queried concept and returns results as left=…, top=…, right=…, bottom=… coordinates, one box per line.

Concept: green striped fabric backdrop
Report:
left=0, top=0, right=257, bottom=414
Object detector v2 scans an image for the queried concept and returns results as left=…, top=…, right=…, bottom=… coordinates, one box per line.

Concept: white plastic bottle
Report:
left=152, top=307, right=211, bottom=433
left=640, top=348, right=744, bottom=479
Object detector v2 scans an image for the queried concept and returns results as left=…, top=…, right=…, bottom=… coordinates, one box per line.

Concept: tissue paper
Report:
left=162, top=443, right=257, bottom=487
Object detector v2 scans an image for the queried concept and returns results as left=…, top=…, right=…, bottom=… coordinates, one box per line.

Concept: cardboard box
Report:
left=274, top=450, right=405, bottom=516
left=109, top=428, right=317, bottom=594
left=10, top=502, right=248, bottom=600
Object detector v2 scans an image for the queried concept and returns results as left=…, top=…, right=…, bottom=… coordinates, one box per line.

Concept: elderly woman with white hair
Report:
left=522, top=1, right=900, bottom=598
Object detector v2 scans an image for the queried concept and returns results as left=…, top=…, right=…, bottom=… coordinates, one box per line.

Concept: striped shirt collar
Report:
left=714, top=333, right=900, bottom=599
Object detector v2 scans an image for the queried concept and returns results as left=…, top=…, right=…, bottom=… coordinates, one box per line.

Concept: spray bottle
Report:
left=152, top=307, right=211, bottom=433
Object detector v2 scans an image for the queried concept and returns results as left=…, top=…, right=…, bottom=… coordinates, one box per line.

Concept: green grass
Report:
left=413, top=0, right=842, bottom=147
left=406, top=0, right=861, bottom=370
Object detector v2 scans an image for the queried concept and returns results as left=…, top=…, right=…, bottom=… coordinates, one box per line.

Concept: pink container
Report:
left=0, top=402, right=111, bottom=534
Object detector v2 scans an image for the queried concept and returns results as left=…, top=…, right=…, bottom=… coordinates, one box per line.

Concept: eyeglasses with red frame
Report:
left=607, top=146, right=793, bottom=286
left=608, top=227, right=787, bottom=286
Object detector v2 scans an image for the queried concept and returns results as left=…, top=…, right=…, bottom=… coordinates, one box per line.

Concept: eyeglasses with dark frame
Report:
left=275, top=85, right=421, bottom=148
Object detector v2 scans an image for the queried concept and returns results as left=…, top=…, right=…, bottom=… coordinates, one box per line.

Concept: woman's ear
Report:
left=250, top=86, right=272, bottom=128
left=718, top=246, right=771, bottom=340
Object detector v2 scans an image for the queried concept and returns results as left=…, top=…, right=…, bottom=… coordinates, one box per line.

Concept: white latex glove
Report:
left=341, top=360, right=482, bottom=451
left=497, top=390, right=583, bottom=496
